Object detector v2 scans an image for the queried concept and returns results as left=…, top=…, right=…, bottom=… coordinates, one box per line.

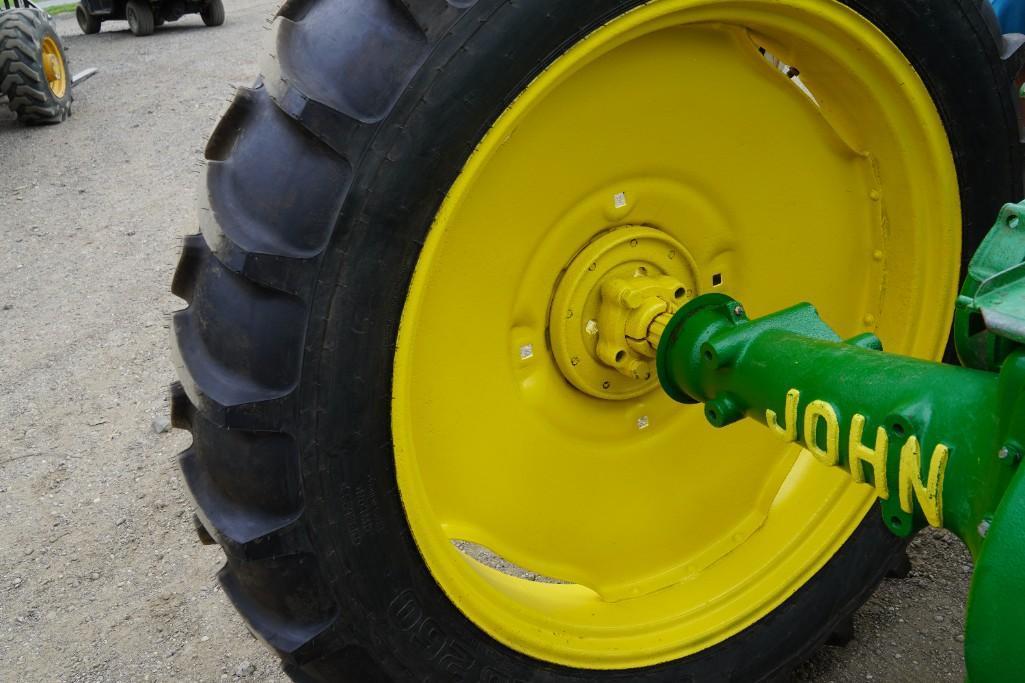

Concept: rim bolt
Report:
left=519, top=344, right=534, bottom=361
left=733, top=305, right=745, bottom=317
left=636, top=415, right=650, bottom=430
left=602, top=380, right=611, bottom=390
left=585, top=319, right=598, bottom=336
left=978, top=519, right=992, bottom=538
left=570, top=356, right=580, bottom=366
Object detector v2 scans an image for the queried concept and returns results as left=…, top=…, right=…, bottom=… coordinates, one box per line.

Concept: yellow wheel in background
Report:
left=395, top=0, right=961, bottom=669
left=41, top=36, right=67, bottom=99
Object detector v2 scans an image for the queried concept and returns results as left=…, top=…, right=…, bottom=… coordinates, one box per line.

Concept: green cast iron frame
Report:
left=655, top=202, right=1025, bottom=682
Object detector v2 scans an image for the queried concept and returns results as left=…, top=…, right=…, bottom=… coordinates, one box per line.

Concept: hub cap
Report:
left=41, top=37, right=65, bottom=99
left=549, top=226, right=696, bottom=400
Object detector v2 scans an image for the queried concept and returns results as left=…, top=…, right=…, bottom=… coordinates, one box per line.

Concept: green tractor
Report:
left=0, top=0, right=96, bottom=124
left=171, top=0, right=1025, bottom=680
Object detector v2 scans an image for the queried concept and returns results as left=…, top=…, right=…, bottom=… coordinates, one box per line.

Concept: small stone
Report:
left=200, top=635, right=209, bottom=642
left=934, top=615, right=945, bottom=623
left=11, top=577, right=22, bottom=588
left=2, top=304, right=11, bottom=311
left=151, top=416, right=172, bottom=434
left=956, top=634, right=965, bottom=642
left=115, top=517, right=127, bottom=526
left=89, top=572, right=100, bottom=581
left=235, top=661, right=256, bottom=678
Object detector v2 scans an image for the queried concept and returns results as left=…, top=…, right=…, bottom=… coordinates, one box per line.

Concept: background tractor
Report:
left=75, top=0, right=224, bottom=36
left=0, top=0, right=95, bottom=125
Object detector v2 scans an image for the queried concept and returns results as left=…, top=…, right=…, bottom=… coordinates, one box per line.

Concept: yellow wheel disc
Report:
left=393, top=0, right=960, bottom=669
left=41, top=36, right=67, bottom=99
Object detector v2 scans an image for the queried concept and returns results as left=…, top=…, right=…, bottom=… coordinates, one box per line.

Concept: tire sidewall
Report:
left=300, top=0, right=1022, bottom=679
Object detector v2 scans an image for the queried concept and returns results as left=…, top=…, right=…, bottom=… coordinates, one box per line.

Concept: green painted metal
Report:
left=956, top=202, right=1025, bottom=372
left=655, top=202, right=1025, bottom=682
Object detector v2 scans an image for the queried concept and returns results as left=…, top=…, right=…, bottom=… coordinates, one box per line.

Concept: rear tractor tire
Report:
left=125, top=0, right=154, bottom=36
left=173, top=0, right=1025, bottom=680
left=0, top=9, right=72, bottom=124
left=200, top=0, right=224, bottom=27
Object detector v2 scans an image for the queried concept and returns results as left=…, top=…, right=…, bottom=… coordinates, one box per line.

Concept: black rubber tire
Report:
left=125, top=0, right=154, bottom=36
left=76, top=4, right=101, bottom=34
left=171, top=1, right=1025, bottom=680
left=200, top=0, right=224, bottom=27
left=0, top=9, right=72, bottom=125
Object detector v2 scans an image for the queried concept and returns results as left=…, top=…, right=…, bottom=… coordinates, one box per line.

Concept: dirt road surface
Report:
left=0, top=4, right=973, bottom=681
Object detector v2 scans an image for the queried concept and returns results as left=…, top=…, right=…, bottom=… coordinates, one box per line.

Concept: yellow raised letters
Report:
left=898, top=436, right=948, bottom=528
left=804, top=400, right=839, bottom=467
left=767, top=389, right=800, bottom=442
left=848, top=414, right=889, bottom=500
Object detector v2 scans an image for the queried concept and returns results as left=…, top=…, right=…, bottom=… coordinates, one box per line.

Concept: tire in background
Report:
left=172, top=0, right=1025, bottom=680
left=125, top=0, right=153, bottom=36
left=200, top=0, right=224, bottom=27
left=0, top=9, right=72, bottom=125
left=76, top=4, right=101, bottom=34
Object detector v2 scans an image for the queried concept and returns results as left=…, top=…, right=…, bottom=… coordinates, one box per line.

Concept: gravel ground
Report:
left=0, top=5, right=972, bottom=681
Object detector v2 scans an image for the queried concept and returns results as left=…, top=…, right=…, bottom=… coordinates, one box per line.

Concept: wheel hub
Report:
left=549, top=225, right=697, bottom=400
left=41, top=37, right=65, bottom=98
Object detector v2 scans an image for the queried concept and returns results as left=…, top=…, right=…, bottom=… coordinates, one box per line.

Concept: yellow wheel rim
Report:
left=41, top=36, right=66, bottom=99
left=393, top=0, right=960, bottom=669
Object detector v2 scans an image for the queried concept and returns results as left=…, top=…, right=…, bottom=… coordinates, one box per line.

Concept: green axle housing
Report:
left=654, top=202, right=1025, bottom=682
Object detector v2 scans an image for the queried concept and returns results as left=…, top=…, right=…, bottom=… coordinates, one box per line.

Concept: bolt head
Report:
left=519, top=344, right=534, bottom=361
left=585, top=319, right=599, bottom=336
left=999, top=447, right=1010, bottom=460
left=978, top=520, right=991, bottom=538
left=636, top=415, right=650, bottom=430
left=733, top=305, right=745, bottom=317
